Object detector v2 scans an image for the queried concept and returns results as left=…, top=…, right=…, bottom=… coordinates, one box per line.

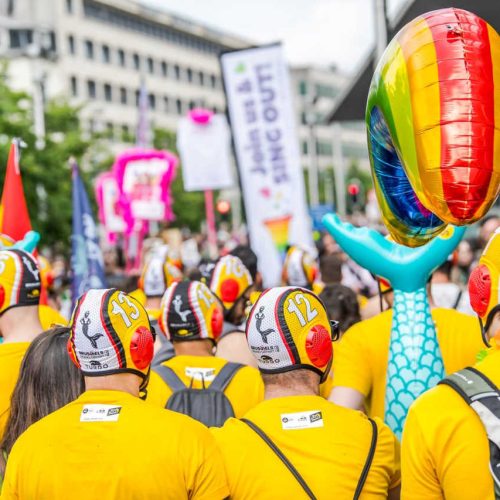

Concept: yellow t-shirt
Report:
left=0, top=342, right=30, bottom=441
left=401, top=349, right=500, bottom=500
left=148, top=355, right=264, bottom=418
left=212, top=395, right=400, bottom=499
left=129, top=288, right=146, bottom=306
left=333, top=308, right=483, bottom=419
left=1, top=389, right=228, bottom=499
left=38, top=304, right=68, bottom=330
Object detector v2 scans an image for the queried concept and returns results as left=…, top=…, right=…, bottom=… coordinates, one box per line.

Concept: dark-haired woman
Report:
left=0, top=327, right=83, bottom=487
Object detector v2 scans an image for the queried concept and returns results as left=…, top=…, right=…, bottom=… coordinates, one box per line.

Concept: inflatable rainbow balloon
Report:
left=367, top=8, right=500, bottom=247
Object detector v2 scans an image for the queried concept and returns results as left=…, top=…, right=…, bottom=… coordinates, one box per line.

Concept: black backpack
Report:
left=153, top=362, right=243, bottom=427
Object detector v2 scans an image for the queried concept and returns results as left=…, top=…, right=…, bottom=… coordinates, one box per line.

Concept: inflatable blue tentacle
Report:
left=322, top=214, right=464, bottom=436
left=385, top=287, right=444, bottom=438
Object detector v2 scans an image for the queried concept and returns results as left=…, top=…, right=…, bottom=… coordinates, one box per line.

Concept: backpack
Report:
left=153, top=362, right=243, bottom=427
left=439, top=367, right=500, bottom=498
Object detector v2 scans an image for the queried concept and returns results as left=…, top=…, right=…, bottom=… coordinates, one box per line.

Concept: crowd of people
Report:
left=0, top=213, right=499, bottom=499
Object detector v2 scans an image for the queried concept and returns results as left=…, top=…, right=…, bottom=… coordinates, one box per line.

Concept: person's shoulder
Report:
left=10, top=402, right=73, bottom=451
left=432, top=308, right=477, bottom=328
left=409, top=382, right=465, bottom=417
left=234, top=363, right=261, bottom=381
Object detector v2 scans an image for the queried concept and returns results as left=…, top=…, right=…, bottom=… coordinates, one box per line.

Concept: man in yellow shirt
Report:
left=330, top=292, right=483, bottom=419
left=402, top=230, right=500, bottom=499
left=212, top=287, right=400, bottom=499
left=208, top=255, right=257, bottom=367
left=149, top=280, right=263, bottom=424
left=1, top=288, right=228, bottom=499
left=0, top=249, right=45, bottom=441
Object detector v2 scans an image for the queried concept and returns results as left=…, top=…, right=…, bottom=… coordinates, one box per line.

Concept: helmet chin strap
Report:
left=139, top=367, right=151, bottom=401
left=481, top=304, right=500, bottom=348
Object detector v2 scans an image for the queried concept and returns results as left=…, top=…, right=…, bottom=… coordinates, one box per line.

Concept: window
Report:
left=174, top=64, right=180, bottom=80
left=186, top=68, right=193, bottom=83
left=135, top=89, right=140, bottom=106
left=189, top=100, right=196, bottom=110
left=198, top=71, right=204, bottom=86
left=315, top=84, right=338, bottom=99
left=302, top=141, right=308, bottom=155
left=316, top=141, right=333, bottom=156
left=133, top=53, right=140, bottom=70
left=120, top=87, right=127, bottom=105
left=102, top=44, right=110, bottom=63
left=148, top=94, right=156, bottom=110
left=147, top=57, right=154, bottom=74
left=70, top=76, right=78, bottom=97
left=160, top=61, right=167, bottom=77
left=175, top=98, right=182, bottom=115
left=163, top=96, right=169, bottom=112
left=9, top=29, right=33, bottom=49
left=104, top=83, right=112, bottom=102
left=67, top=35, right=75, bottom=55
left=66, top=0, right=73, bottom=14
left=7, top=0, right=14, bottom=16
left=85, top=39, right=94, bottom=59
left=299, top=81, right=307, bottom=96
left=105, top=122, right=114, bottom=138
left=82, top=0, right=226, bottom=56
left=87, top=80, right=96, bottom=99
left=118, top=49, right=126, bottom=67
left=121, top=124, right=131, bottom=142
left=210, top=74, right=216, bottom=88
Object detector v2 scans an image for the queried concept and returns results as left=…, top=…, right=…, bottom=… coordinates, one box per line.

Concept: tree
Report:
left=0, top=66, right=105, bottom=252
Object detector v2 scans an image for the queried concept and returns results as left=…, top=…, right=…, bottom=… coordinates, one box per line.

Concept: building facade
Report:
left=290, top=65, right=369, bottom=205
left=0, top=0, right=248, bottom=140
left=0, top=0, right=367, bottom=212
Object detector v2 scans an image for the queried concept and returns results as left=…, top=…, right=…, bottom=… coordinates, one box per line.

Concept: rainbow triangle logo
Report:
left=263, top=215, right=292, bottom=254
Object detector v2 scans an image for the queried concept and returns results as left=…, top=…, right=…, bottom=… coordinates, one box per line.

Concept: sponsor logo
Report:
left=310, top=411, right=322, bottom=423
left=107, top=407, right=121, bottom=417
left=173, top=295, right=192, bottom=322
left=251, top=345, right=280, bottom=353
left=255, top=306, right=275, bottom=344
left=259, top=354, right=280, bottom=364
left=80, top=311, right=103, bottom=349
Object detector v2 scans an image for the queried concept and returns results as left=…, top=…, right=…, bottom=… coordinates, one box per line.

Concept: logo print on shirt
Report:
left=80, top=311, right=103, bottom=349
left=173, top=295, right=192, bottom=322
left=255, top=306, right=275, bottom=344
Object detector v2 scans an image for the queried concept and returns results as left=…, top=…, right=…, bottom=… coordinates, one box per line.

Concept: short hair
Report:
left=434, top=261, right=453, bottom=279
left=319, top=284, right=361, bottom=332
left=230, top=245, right=258, bottom=281
left=262, top=369, right=320, bottom=392
left=319, top=254, right=342, bottom=284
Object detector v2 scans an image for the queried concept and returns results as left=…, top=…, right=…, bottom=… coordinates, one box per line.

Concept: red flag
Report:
left=0, top=140, right=32, bottom=241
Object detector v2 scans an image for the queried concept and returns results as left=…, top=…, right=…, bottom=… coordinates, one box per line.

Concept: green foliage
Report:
left=0, top=66, right=109, bottom=253
left=153, top=127, right=206, bottom=232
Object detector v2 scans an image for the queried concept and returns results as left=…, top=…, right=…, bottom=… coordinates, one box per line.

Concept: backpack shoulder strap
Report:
left=209, top=362, right=244, bottom=392
left=152, top=364, right=187, bottom=393
left=240, top=418, right=317, bottom=500
left=440, top=367, right=500, bottom=499
left=354, top=418, right=378, bottom=500
left=438, top=367, right=499, bottom=404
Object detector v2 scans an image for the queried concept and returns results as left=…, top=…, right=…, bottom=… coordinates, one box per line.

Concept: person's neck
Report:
left=146, top=297, right=162, bottom=310
left=174, top=339, right=214, bottom=357
left=0, top=306, right=43, bottom=343
left=264, top=384, right=319, bottom=400
left=84, top=373, right=142, bottom=397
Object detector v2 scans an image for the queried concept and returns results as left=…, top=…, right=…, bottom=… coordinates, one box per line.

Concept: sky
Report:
left=142, top=0, right=408, bottom=74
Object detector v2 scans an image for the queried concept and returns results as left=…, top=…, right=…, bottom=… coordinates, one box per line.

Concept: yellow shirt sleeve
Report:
left=401, top=404, right=442, bottom=500
left=373, top=418, right=401, bottom=490
left=333, top=323, right=371, bottom=396
left=185, top=424, right=229, bottom=500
